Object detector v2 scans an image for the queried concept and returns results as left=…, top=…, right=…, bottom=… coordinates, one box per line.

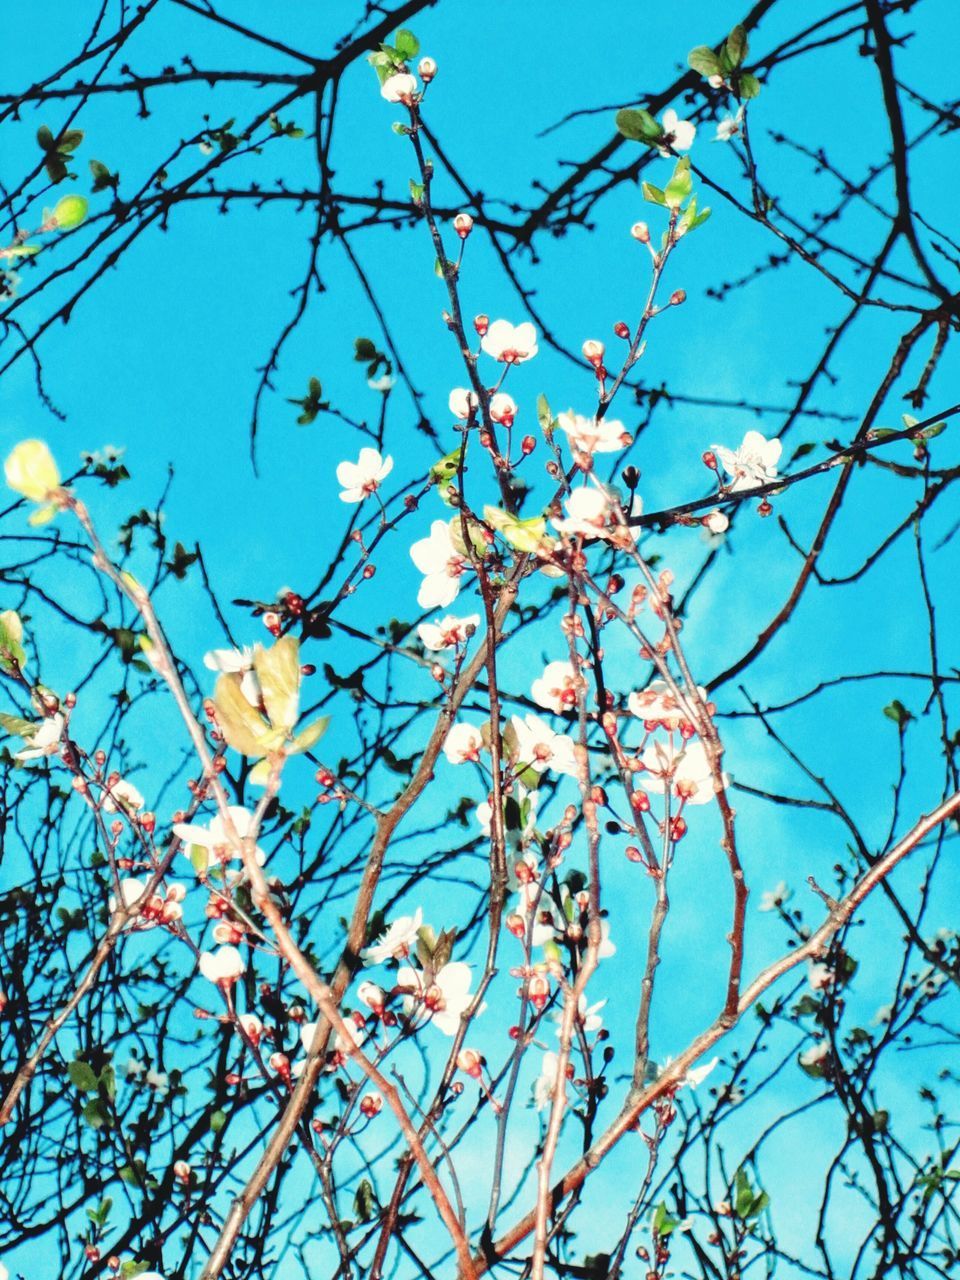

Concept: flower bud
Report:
left=360, top=1091, right=383, bottom=1117
left=758, top=499, right=773, bottom=517
left=173, top=1159, right=192, bottom=1183
left=418, top=56, right=437, bottom=82
left=473, top=313, right=489, bottom=337
left=669, top=289, right=687, bottom=307
left=581, top=339, right=605, bottom=366
left=528, top=973, right=550, bottom=1010
left=521, top=435, right=536, bottom=455
left=506, top=912, right=526, bottom=939
left=269, top=1051, right=291, bottom=1083
left=613, top=321, right=630, bottom=339
left=701, top=450, right=718, bottom=470
left=704, top=509, right=729, bottom=534
left=453, top=212, right=474, bottom=239
left=457, top=1048, right=483, bottom=1077
left=631, top=221, right=650, bottom=243
left=262, top=610, right=281, bottom=636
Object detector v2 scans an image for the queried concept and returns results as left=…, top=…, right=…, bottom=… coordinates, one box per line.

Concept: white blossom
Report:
left=552, top=487, right=610, bottom=539
left=102, top=777, right=145, bottom=813
left=480, top=319, right=538, bottom=364
left=15, top=712, right=64, bottom=761
left=489, top=392, right=517, bottom=425
left=533, top=1051, right=560, bottom=1110
left=410, top=521, right=466, bottom=609
left=417, top=613, right=480, bottom=651
left=108, top=877, right=147, bottom=913
left=553, top=995, right=606, bottom=1037
left=444, top=721, right=484, bottom=765
left=715, top=107, right=744, bottom=142
left=510, top=713, right=578, bottom=778
left=203, top=646, right=259, bottom=705
left=174, top=806, right=267, bottom=873
left=531, top=661, right=578, bottom=714
left=448, top=387, right=479, bottom=419
left=758, top=880, right=791, bottom=912
left=556, top=411, right=630, bottom=455
left=380, top=73, right=418, bottom=104
left=397, top=961, right=480, bottom=1035
left=711, top=430, right=782, bottom=492
left=362, top=908, right=423, bottom=965
left=658, top=108, right=696, bottom=155
left=628, top=680, right=704, bottom=731
left=198, top=945, right=246, bottom=986
left=639, top=739, right=717, bottom=805
left=336, top=448, right=393, bottom=503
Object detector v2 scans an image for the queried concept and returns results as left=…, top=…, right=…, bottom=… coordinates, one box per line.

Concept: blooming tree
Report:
left=1, top=7, right=959, bottom=1280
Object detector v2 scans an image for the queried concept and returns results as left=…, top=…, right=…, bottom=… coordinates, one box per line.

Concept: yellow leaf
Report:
left=253, top=636, right=301, bottom=732
left=290, top=716, right=329, bottom=754
left=5, top=440, right=61, bottom=503
left=213, top=674, right=268, bottom=757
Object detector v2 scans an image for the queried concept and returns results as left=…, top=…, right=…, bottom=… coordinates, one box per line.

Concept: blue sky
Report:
left=2, top=1, right=960, bottom=1276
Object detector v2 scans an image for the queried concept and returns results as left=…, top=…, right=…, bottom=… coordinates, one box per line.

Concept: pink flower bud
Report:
left=631, top=221, right=650, bottom=243
left=453, top=212, right=474, bottom=239
left=360, top=1091, right=383, bottom=1117
left=418, top=57, right=437, bottom=82
left=669, top=289, right=687, bottom=307
left=613, top=321, right=630, bottom=339
left=457, top=1048, right=483, bottom=1077
left=473, top=313, right=489, bottom=337
left=581, top=339, right=605, bottom=366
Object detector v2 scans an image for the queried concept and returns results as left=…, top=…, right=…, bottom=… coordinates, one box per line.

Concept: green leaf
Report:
left=68, top=1060, right=99, bottom=1093
left=738, top=72, right=761, bottom=100
left=393, top=28, right=420, bottom=60
left=353, top=1177, right=378, bottom=1223
left=0, top=711, right=36, bottom=739
left=82, top=1098, right=110, bottom=1130
left=89, top=159, right=118, bottom=192
left=664, top=157, right=692, bottom=208
left=44, top=155, right=69, bottom=184
left=615, top=107, right=663, bottom=144
left=652, top=1201, right=678, bottom=1237
left=641, top=182, right=667, bottom=207
left=430, top=447, right=465, bottom=495
left=725, top=24, right=749, bottom=68
left=99, top=1063, right=116, bottom=1101
left=536, top=394, right=554, bottom=433
left=52, top=194, right=88, bottom=230
left=409, top=179, right=424, bottom=204
left=883, top=699, right=913, bottom=729
left=37, top=125, right=55, bottom=152
left=688, top=45, right=722, bottom=78
left=210, top=1108, right=227, bottom=1133
left=57, top=129, right=84, bottom=154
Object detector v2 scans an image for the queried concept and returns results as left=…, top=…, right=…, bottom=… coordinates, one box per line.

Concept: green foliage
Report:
left=353, top=1178, right=378, bottom=1223
left=652, top=1200, right=679, bottom=1237
left=883, top=699, right=913, bottom=729
left=89, top=159, right=119, bottom=193
left=615, top=107, right=663, bottom=144
left=733, top=1167, right=769, bottom=1221
left=687, top=24, right=760, bottom=98
left=354, top=336, right=391, bottom=381
left=37, top=125, right=84, bottom=183
left=68, top=1059, right=99, bottom=1092
left=287, top=377, right=329, bottom=426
